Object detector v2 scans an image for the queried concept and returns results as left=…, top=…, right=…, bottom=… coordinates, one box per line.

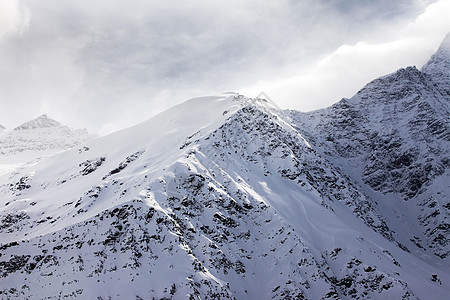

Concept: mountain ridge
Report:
left=287, top=39, right=449, bottom=261
left=14, top=114, right=62, bottom=131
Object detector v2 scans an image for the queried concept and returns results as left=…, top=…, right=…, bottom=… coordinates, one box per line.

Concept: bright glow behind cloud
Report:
left=0, top=0, right=30, bottom=39
left=240, top=0, right=450, bottom=111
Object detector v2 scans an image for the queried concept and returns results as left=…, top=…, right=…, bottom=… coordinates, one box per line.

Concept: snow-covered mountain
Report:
left=0, top=124, right=6, bottom=132
left=288, top=36, right=450, bottom=262
left=0, top=114, right=95, bottom=166
left=13, top=114, right=62, bottom=131
left=0, top=36, right=449, bottom=299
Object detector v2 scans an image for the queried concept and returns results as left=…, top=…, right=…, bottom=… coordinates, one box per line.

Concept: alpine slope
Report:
left=0, top=35, right=449, bottom=299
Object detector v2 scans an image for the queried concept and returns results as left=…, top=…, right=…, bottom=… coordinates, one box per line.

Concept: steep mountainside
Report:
left=0, top=36, right=449, bottom=299
left=0, top=93, right=448, bottom=299
left=0, top=115, right=94, bottom=165
left=288, top=38, right=449, bottom=261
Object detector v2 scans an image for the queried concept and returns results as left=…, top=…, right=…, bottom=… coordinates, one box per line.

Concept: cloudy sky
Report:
left=0, top=0, right=449, bottom=134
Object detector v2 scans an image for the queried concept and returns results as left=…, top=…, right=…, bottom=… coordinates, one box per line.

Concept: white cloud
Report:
left=404, top=0, right=450, bottom=37
left=0, top=0, right=30, bottom=39
left=240, top=0, right=450, bottom=111
left=0, top=0, right=448, bottom=133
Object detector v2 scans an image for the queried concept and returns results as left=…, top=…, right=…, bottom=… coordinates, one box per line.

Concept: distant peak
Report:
left=14, top=114, right=61, bottom=131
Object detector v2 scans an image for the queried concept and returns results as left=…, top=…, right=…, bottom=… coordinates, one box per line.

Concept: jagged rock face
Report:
left=288, top=43, right=450, bottom=260
left=290, top=66, right=448, bottom=198
left=205, top=104, right=392, bottom=242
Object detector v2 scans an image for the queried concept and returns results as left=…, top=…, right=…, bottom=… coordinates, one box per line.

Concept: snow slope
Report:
left=0, top=91, right=448, bottom=299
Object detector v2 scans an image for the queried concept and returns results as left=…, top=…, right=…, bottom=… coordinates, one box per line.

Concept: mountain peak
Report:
left=14, top=114, right=62, bottom=131
left=1, top=114, right=94, bottom=161
left=422, top=33, right=450, bottom=71
left=421, top=33, right=450, bottom=95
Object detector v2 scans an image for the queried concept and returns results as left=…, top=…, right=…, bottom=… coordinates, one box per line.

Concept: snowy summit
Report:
left=14, top=114, right=61, bottom=131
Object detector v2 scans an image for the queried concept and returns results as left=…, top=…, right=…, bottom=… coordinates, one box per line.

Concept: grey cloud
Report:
left=0, top=0, right=443, bottom=134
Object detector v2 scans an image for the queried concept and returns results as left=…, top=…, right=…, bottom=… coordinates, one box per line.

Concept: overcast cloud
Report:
left=0, top=0, right=449, bottom=134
